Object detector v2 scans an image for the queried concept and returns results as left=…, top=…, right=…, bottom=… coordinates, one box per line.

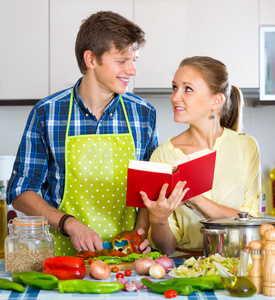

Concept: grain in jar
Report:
left=5, top=216, right=55, bottom=273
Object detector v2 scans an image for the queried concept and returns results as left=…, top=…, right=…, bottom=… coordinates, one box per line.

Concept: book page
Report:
left=174, top=148, right=213, bottom=165
left=128, top=160, right=173, bottom=174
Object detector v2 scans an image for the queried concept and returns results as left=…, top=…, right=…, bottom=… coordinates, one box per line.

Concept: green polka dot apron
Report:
left=51, top=90, right=136, bottom=256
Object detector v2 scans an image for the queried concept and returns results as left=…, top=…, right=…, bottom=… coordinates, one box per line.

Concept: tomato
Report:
left=115, top=272, right=124, bottom=279
left=112, top=266, right=119, bottom=273
left=164, top=289, right=178, bottom=298
left=124, top=269, right=132, bottom=276
left=88, top=259, right=95, bottom=265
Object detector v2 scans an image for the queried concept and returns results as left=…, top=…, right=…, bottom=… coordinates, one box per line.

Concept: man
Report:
left=6, top=11, right=158, bottom=256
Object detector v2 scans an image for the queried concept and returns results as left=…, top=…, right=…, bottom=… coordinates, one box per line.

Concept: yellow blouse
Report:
left=148, top=128, right=262, bottom=256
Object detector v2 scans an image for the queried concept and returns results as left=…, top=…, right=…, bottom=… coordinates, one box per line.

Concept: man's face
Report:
left=93, top=45, right=138, bottom=95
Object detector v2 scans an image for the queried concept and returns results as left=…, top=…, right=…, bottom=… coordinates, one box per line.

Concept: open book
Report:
left=126, top=148, right=216, bottom=208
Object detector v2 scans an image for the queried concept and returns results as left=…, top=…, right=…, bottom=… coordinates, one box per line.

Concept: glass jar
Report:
left=5, top=216, right=55, bottom=273
left=0, top=186, right=6, bottom=259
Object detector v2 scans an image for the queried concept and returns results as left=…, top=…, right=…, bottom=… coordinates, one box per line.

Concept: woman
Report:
left=138, top=56, right=262, bottom=257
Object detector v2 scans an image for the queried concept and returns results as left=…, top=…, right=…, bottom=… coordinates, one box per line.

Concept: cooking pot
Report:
left=199, top=211, right=275, bottom=258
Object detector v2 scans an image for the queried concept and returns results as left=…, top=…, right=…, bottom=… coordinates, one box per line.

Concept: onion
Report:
left=133, top=257, right=156, bottom=275
left=149, top=263, right=166, bottom=279
left=89, top=260, right=111, bottom=280
left=155, top=255, right=174, bottom=273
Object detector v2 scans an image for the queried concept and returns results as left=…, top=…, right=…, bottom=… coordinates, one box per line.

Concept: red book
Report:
left=126, top=149, right=216, bottom=208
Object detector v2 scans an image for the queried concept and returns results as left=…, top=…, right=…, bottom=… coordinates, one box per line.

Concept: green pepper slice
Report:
left=0, top=278, right=26, bottom=293
left=58, top=279, right=124, bottom=294
left=19, top=275, right=59, bottom=290
left=141, top=278, right=201, bottom=295
left=156, top=275, right=224, bottom=290
left=12, top=271, right=58, bottom=284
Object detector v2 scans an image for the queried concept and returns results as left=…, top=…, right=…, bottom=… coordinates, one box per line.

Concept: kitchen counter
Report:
left=0, top=259, right=272, bottom=300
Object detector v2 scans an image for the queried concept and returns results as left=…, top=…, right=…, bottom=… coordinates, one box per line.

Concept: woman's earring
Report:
left=210, top=110, right=215, bottom=119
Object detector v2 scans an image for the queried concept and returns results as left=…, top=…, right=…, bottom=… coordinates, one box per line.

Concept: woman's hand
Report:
left=140, top=181, right=189, bottom=225
left=139, top=181, right=189, bottom=255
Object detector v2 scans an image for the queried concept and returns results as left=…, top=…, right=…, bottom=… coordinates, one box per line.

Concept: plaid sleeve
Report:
left=6, top=107, right=49, bottom=204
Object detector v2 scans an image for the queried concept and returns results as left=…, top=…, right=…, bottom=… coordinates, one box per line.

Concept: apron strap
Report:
left=65, top=90, right=136, bottom=161
left=65, top=87, right=74, bottom=140
left=119, top=95, right=133, bottom=137
left=119, top=95, right=136, bottom=160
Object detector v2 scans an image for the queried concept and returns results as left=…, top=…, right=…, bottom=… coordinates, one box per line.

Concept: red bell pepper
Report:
left=43, top=256, right=86, bottom=280
left=112, top=231, right=143, bottom=254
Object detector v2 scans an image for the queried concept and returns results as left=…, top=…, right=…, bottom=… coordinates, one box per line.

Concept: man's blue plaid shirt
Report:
left=7, top=78, right=158, bottom=208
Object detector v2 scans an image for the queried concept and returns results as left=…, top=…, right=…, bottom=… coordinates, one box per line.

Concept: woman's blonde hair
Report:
left=179, top=56, right=243, bottom=132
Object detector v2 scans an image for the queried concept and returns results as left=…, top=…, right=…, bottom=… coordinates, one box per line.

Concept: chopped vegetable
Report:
left=76, top=249, right=127, bottom=259
left=84, top=251, right=162, bottom=265
left=169, top=253, right=239, bottom=278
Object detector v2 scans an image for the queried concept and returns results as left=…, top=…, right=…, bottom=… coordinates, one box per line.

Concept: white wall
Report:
left=1, top=0, right=275, bottom=214
left=0, top=106, right=32, bottom=155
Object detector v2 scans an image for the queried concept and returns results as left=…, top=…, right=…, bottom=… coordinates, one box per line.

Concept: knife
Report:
left=102, top=240, right=128, bottom=250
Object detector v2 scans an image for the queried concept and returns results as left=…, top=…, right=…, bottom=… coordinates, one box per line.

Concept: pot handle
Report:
left=200, top=227, right=228, bottom=235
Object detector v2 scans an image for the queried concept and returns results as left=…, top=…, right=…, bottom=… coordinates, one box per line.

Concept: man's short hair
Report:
left=75, top=11, right=146, bottom=74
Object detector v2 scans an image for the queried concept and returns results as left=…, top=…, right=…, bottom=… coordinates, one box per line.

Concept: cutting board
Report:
left=85, top=262, right=134, bottom=274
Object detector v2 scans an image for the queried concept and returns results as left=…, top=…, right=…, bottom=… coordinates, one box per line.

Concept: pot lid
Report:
left=200, top=212, right=275, bottom=226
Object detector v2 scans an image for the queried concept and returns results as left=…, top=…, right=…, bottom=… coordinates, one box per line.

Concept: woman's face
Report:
left=171, top=66, right=214, bottom=124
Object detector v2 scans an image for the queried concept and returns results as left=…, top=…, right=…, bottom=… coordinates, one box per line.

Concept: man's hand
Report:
left=64, top=217, right=103, bottom=252
left=136, top=228, right=151, bottom=254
